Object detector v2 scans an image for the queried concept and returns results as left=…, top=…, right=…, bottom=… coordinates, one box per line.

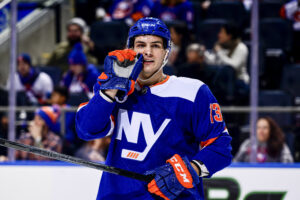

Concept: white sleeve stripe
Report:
left=105, top=116, right=115, bottom=137
left=223, top=128, right=229, bottom=135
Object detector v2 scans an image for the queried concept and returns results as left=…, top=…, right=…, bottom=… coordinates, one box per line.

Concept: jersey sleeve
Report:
left=191, top=85, right=232, bottom=177
left=75, top=90, right=116, bottom=141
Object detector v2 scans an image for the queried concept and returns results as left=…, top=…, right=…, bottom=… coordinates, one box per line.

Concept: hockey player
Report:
left=76, top=17, right=232, bottom=200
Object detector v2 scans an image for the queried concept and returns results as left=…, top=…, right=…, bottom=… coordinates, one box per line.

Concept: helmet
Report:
left=127, top=17, right=171, bottom=51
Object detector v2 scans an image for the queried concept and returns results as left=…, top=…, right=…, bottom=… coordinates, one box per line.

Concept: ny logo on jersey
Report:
left=116, top=109, right=171, bottom=161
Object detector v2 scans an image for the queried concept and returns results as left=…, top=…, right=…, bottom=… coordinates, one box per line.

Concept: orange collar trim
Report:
left=137, top=75, right=170, bottom=88
left=150, top=75, right=170, bottom=88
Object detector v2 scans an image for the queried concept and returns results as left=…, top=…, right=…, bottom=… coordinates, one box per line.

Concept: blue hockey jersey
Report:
left=76, top=76, right=232, bottom=200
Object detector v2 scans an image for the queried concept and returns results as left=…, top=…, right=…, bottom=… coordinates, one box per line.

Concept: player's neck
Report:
left=138, top=71, right=166, bottom=87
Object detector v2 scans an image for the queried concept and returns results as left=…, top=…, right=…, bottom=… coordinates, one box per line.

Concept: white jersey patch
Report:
left=116, top=109, right=171, bottom=161
left=150, top=76, right=204, bottom=102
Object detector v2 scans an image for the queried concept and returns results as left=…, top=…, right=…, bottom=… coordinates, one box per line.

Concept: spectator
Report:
left=280, top=0, right=300, bottom=63
left=167, top=22, right=191, bottom=69
left=61, top=43, right=99, bottom=99
left=7, top=53, right=53, bottom=105
left=48, top=86, right=81, bottom=155
left=177, top=43, right=212, bottom=83
left=178, top=43, right=236, bottom=105
left=150, top=0, right=194, bottom=29
left=46, top=17, right=98, bottom=73
left=75, top=137, right=111, bottom=162
left=234, top=117, right=294, bottom=163
left=204, top=22, right=249, bottom=84
left=106, top=0, right=153, bottom=25
left=16, top=106, right=62, bottom=160
left=48, top=86, right=69, bottom=106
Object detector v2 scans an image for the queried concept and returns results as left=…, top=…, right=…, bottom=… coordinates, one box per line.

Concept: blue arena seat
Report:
left=67, top=92, right=89, bottom=106
left=90, top=21, right=129, bottom=64
left=281, top=64, right=300, bottom=98
left=0, top=89, right=31, bottom=106
left=206, top=1, right=247, bottom=27
left=191, top=1, right=203, bottom=31
left=260, top=50, right=287, bottom=90
left=259, top=90, right=293, bottom=128
left=37, top=66, right=62, bottom=86
left=259, top=18, right=293, bottom=52
left=196, top=19, right=227, bottom=49
left=259, top=1, right=283, bottom=19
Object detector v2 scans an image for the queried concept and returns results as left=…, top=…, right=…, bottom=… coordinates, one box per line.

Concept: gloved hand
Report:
left=97, top=49, right=143, bottom=102
left=146, top=154, right=200, bottom=200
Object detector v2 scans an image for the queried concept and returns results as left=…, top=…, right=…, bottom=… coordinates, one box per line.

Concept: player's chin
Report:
left=140, top=69, right=156, bottom=79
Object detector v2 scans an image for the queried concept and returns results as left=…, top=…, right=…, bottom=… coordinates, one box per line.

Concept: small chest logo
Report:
left=115, top=109, right=171, bottom=161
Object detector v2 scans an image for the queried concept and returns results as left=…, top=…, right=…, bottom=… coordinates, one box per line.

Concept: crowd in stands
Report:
left=0, top=0, right=299, bottom=163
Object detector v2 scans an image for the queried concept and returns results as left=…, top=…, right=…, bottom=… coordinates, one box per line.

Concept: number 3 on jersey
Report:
left=210, top=103, right=223, bottom=123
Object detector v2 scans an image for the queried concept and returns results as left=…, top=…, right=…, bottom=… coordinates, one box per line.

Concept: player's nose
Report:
left=143, top=45, right=153, bottom=57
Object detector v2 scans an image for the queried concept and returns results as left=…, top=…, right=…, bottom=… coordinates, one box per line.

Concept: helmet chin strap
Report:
left=138, top=50, right=169, bottom=83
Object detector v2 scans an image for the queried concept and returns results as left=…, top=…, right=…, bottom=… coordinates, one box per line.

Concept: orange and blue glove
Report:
left=96, top=49, right=143, bottom=102
left=146, top=154, right=201, bottom=200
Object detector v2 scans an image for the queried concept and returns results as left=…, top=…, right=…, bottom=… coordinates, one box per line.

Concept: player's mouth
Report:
left=143, top=60, right=154, bottom=65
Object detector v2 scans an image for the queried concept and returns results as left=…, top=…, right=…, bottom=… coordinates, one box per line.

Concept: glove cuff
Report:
left=191, top=160, right=210, bottom=178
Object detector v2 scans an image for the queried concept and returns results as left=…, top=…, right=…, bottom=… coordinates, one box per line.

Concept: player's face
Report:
left=133, top=35, right=167, bottom=79
left=256, top=119, right=270, bottom=143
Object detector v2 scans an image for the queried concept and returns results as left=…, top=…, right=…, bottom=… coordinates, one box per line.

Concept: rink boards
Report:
left=0, top=162, right=299, bottom=200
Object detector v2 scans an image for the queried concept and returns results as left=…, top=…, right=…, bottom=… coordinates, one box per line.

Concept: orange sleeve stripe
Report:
left=79, top=102, right=88, bottom=108
left=200, top=137, right=218, bottom=148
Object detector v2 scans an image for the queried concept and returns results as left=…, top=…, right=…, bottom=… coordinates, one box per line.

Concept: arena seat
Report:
left=37, top=66, right=62, bottom=86
left=196, top=19, right=227, bottom=49
left=90, top=21, right=129, bottom=64
left=67, top=92, right=89, bottom=106
left=0, top=89, right=30, bottom=106
left=259, top=18, right=293, bottom=52
left=206, top=1, right=247, bottom=27
left=281, top=64, right=300, bottom=99
left=259, top=1, right=283, bottom=19
left=259, top=90, right=293, bottom=128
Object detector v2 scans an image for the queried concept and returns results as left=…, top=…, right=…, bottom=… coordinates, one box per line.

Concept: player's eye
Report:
left=136, top=43, right=145, bottom=48
left=152, top=44, right=161, bottom=48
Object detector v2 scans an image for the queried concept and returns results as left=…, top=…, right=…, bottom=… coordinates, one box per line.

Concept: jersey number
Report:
left=210, top=103, right=223, bottom=123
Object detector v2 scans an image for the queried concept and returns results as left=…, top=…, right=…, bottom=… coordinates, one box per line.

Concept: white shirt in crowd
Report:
left=7, top=72, right=53, bottom=104
left=204, top=42, right=249, bottom=84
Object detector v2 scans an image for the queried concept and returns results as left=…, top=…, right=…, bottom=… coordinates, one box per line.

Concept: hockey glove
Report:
left=97, top=49, right=143, bottom=102
left=146, top=154, right=200, bottom=200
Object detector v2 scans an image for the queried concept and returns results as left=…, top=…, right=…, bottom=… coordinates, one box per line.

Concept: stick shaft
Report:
left=0, top=138, right=152, bottom=182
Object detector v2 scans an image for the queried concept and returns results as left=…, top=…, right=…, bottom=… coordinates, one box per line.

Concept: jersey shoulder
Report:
left=150, top=75, right=205, bottom=102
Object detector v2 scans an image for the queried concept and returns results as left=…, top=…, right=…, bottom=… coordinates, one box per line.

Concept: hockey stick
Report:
left=0, top=138, right=153, bottom=183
